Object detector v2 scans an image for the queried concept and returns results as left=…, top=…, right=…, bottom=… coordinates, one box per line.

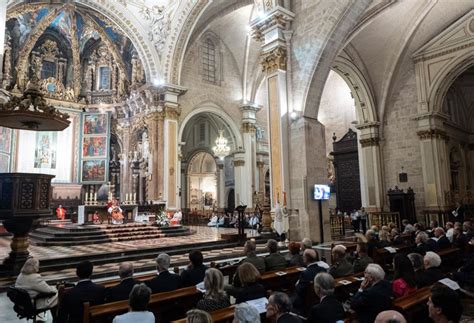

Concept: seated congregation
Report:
left=12, top=219, right=473, bottom=323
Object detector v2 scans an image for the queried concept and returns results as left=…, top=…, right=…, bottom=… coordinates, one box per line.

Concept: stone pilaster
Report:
left=217, top=163, right=225, bottom=208
left=160, top=84, right=187, bottom=210
left=145, top=110, right=164, bottom=200
left=257, top=160, right=265, bottom=197
left=415, top=113, right=450, bottom=209
left=251, top=5, right=294, bottom=209
left=240, top=103, right=261, bottom=207
left=356, top=122, right=384, bottom=212
left=117, top=120, right=131, bottom=201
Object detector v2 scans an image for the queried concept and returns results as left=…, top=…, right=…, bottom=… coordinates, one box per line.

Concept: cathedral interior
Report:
left=0, top=0, right=473, bottom=322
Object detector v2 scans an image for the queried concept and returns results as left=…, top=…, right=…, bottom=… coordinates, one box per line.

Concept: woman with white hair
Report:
left=416, top=251, right=444, bottom=287
left=15, top=258, right=58, bottom=319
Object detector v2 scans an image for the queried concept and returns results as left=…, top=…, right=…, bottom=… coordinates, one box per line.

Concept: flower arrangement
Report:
left=155, top=210, right=170, bottom=227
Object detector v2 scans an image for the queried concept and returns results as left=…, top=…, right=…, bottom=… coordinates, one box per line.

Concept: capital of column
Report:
left=240, top=103, right=261, bottom=133
left=256, top=160, right=265, bottom=169
left=413, top=112, right=449, bottom=141
left=356, top=122, right=380, bottom=147
left=250, top=6, right=295, bottom=44
left=233, top=151, right=246, bottom=167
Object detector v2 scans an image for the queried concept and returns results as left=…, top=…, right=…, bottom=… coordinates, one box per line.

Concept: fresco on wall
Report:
left=82, top=136, right=107, bottom=158
left=83, top=113, right=108, bottom=135
left=34, top=132, right=57, bottom=169
left=82, top=159, right=106, bottom=183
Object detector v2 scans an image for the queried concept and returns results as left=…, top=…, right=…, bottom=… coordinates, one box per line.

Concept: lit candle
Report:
left=133, top=193, right=136, bottom=202
left=84, top=192, right=88, bottom=203
left=126, top=193, right=129, bottom=202
left=94, top=193, right=97, bottom=202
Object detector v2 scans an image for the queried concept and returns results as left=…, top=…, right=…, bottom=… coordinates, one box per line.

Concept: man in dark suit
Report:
left=351, top=263, right=393, bottom=323
left=417, top=251, right=444, bottom=287
left=264, top=239, right=287, bottom=271
left=266, top=292, right=302, bottom=323
left=181, top=250, right=207, bottom=287
left=308, top=272, right=345, bottom=323
left=105, top=262, right=139, bottom=302
left=57, top=261, right=106, bottom=323
left=434, top=227, right=451, bottom=250
left=413, top=231, right=435, bottom=255
left=293, top=249, right=326, bottom=313
left=145, top=253, right=182, bottom=293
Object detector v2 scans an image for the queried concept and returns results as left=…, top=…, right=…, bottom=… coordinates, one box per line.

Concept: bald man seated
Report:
left=375, top=310, right=407, bottom=323
left=105, top=262, right=139, bottom=302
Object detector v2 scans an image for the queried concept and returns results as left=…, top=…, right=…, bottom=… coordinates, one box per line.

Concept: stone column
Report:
left=145, top=110, right=164, bottom=201
left=289, top=116, right=331, bottom=242
left=415, top=113, right=450, bottom=209
left=161, top=84, right=187, bottom=210
left=356, top=122, right=385, bottom=211
left=233, top=152, right=246, bottom=206
left=240, top=104, right=261, bottom=208
left=0, top=1, right=7, bottom=80
left=217, top=162, right=225, bottom=209
left=257, top=160, right=265, bottom=196
left=250, top=6, right=294, bottom=208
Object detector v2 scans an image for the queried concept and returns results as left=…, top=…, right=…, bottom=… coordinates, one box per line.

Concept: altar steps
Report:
left=29, top=223, right=192, bottom=246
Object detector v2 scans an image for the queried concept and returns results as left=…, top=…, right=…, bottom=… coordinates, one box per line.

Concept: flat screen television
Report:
left=314, top=184, right=330, bottom=200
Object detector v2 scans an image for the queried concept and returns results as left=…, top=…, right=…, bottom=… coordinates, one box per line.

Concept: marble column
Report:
left=217, top=162, right=225, bottom=209
left=257, top=160, right=265, bottom=196
left=0, top=1, right=7, bottom=80
left=145, top=110, right=164, bottom=201
left=161, top=84, right=187, bottom=210
left=356, top=122, right=384, bottom=211
left=415, top=113, right=450, bottom=209
left=250, top=6, right=294, bottom=208
left=240, top=104, right=261, bottom=208
left=233, top=152, right=246, bottom=206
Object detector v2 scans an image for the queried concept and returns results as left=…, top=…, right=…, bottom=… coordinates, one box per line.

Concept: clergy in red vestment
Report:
left=56, top=205, right=66, bottom=220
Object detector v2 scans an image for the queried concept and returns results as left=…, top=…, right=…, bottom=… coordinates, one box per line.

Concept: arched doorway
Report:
left=179, top=109, right=239, bottom=211
left=187, top=152, right=217, bottom=211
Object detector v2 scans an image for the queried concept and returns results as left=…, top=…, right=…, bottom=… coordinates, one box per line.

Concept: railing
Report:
left=330, top=215, right=345, bottom=238
left=369, top=212, right=401, bottom=229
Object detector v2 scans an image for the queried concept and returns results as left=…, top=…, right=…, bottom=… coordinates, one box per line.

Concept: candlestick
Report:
left=125, top=193, right=129, bottom=203
left=94, top=193, right=97, bottom=202
left=84, top=192, right=88, bottom=204
left=133, top=193, right=136, bottom=203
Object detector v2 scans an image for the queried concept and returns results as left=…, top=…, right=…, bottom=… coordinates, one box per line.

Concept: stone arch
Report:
left=331, top=55, right=378, bottom=124
left=178, top=103, right=244, bottom=150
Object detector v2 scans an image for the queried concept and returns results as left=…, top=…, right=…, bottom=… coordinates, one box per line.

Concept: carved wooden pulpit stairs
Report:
left=0, top=173, right=55, bottom=275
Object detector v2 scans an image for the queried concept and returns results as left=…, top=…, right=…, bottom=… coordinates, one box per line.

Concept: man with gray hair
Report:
left=413, top=231, right=436, bottom=255
left=308, top=272, right=345, bottom=323
left=351, top=264, right=392, bottom=323
left=106, top=262, right=139, bottom=302
left=301, top=238, right=312, bottom=251
left=264, top=239, right=287, bottom=271
left=293, top=249, right=326, bottom=313
left=416, top=251, right=444, bottom=287
left=266, top=292, right=302, bottom=322
left=233, top=302, right=261, bottom=323
left=113, top=283, right=155, bottom=323
left=145, top=253, right=182, bottom=293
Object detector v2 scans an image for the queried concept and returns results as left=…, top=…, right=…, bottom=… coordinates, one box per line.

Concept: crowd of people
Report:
left=13, top=218, right=473, bottom=323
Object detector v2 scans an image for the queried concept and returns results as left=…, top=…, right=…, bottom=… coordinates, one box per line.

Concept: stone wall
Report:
left=382, top=65, right=425, bottom=216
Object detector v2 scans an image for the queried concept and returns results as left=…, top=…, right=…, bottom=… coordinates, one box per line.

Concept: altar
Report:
left=78, top=204, right=138, bottom=224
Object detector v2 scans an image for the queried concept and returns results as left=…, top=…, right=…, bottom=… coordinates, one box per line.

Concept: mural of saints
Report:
left=34, top=132, right=57, bottom=169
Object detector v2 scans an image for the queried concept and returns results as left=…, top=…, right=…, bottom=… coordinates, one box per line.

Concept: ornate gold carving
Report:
left=39, top=40, right=60, bottom=60
left=261, top=47, right=287, bottom=73
left=242, top=122, right=257, bottom=133
left=70, top=11, right=81, bottom=97
left=417, top=129, right=449, bottom=140
left=234, top=160, right=245, bottom=167
left=359, top=137, right=379, bottom=147
left=164, top=106, right=181, bottom=120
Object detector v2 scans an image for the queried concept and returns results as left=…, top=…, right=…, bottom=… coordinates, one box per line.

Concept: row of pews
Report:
left=76, top=242, right=466, bottom=323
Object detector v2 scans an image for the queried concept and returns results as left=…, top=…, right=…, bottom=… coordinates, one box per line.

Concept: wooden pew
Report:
left=83, top=286, right=202, bottom=323
left=260, top=266, right=301, bottom=293
left=392, top=285, right=432, bottom=323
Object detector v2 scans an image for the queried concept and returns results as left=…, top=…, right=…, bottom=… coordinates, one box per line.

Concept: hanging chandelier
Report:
left=0, top=77, right=70, bottom=131
left=212, top=129, right=231, bottom=160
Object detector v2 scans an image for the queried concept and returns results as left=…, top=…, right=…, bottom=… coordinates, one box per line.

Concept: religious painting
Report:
left=0, top=127, right=12, bottom=153
left=34, top=132, right=57, bottom=169
left=82, top=136, right=107, bottom=158
left=204, top=192, right=213, bottom=206
left=83, top=113, right=108, bottom=135
left=0, top=153, right=10, bottom=172
left=81, top=159, right=106, bottom=183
